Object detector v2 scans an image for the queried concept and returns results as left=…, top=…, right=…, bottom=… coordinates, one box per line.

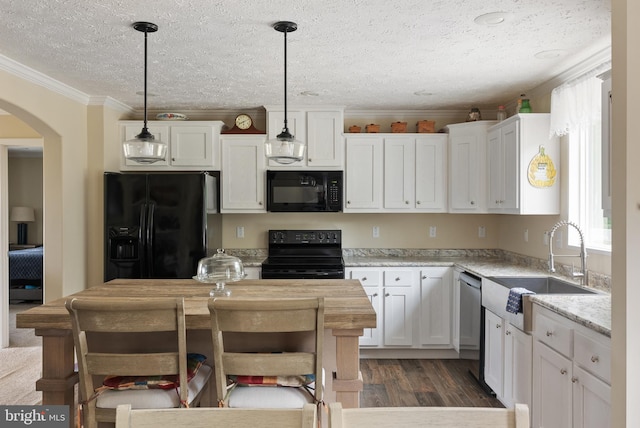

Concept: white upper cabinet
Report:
left=220, top=135, right=267, bottom=213
left=344, top=136, right=383, bottom=211
left=383, top=135, right=447, bottom=212
left=446, top=121, right=497, bottom=213
left=265, top=106, right=344, bottom=168
left=487, top=114, right=559, bottom=214
left=119, top=121, right=223, bottom=171
left=346, top=134, right=446, bottom=213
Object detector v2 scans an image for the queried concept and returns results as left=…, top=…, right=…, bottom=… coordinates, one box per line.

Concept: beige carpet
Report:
left=0, top=304, right=42, bottom=405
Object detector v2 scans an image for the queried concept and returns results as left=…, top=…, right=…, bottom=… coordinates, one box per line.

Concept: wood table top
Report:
left=16, top=278, right=377, bottom=331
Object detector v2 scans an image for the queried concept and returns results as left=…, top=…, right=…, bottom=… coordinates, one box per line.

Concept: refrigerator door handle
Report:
left=146, top=202, right=155, bottom=277
left=139, top=203, right=148, bottom=277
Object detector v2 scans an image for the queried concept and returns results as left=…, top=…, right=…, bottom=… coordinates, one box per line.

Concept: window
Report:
left=567, top=112, right=611, bottom=251
left=550, top=68, right=611, bottom=252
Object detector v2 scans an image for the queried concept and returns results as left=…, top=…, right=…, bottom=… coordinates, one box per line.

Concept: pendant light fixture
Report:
left=265, top=21, right=305, bottom=164
left=123, top=21, right=167, bottom=164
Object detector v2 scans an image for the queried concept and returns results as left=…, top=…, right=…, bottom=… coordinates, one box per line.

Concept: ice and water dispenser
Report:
left=108, top=226, right=139, bottom=260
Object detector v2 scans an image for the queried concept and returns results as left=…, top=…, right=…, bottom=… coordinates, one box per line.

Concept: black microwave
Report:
left=267, top=170, right=343, bottom=212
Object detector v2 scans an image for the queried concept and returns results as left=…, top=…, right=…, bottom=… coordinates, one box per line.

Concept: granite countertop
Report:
left=529, top=294, right=611, bottom=337
left=343, top=254, right=612, bottom=338
left=233, top=249, right=611, bottom=337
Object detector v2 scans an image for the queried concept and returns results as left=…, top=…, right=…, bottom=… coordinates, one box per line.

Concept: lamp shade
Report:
left=10, top=206, right=35, bottom=223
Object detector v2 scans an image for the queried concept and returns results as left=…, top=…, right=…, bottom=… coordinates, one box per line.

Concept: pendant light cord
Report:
left=142, top=27, right=149, bottom=133
left=282, top=27, right=288, bottom=133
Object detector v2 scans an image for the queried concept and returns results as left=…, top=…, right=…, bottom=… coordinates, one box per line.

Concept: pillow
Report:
left=102, top=353, right=207, bottom=390
left=231, top=374, right=315, bottom=387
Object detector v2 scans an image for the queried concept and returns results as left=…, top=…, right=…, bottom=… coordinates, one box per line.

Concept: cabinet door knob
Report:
left=309, top=158, right=312, bottom=162
left=395, top=277, right=400, bottom=281
left=259, top=201, right=263, bottom=206
left=362, top=277, right=368, bottom=281
left=505, top=330, right=511, bottom=335
left=385, top=293, right=390, bottom=297
left=591, top=355, right=600, bottom=363
left=347, top=201, right=351, bottom=205
left=172, top=158, right=176, bottom=161
left=405, top=200, right=410, bottom=204
left=560, top=368, right=567, bottom=375
left=571, top=376, right=578, bottom=383
left=372, top=293, right=378, bottom=297
left=470, top=201, right=475, bottom=205
left=546, top=331, right=553, bottom=337
left=496, top=324, right=501, bottom=329
left=416, top=201, right=421, bottom=205
left=422, top=276, right=427, bottom=279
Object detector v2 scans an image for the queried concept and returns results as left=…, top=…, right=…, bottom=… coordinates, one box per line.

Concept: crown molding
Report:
left=0, top=54, right=91, bottom=105
left=527, top=45, right=612, bottom=102
left=88, top=96, right=134, bottom=114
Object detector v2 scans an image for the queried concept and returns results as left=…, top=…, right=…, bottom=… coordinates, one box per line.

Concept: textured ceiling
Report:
left=0, top=0, right=610, bottom=111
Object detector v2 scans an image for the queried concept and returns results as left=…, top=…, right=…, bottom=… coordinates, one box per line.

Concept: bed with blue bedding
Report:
left=9, top=246, right=43, bottom=301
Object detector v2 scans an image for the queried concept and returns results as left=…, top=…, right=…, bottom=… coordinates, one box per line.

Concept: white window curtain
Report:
left=549, top=61, right=611, bottom=137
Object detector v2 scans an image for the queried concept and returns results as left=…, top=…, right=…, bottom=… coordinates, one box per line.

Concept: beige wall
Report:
left=0, top=68, right=91, bottom=301
left=221, top=213, right=501, bottom=249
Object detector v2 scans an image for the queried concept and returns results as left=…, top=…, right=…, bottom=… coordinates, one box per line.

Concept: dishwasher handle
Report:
left=459, top=271, right=482, bottom=289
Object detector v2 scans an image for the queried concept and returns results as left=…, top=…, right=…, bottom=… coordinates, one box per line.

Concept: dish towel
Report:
left=506, top=288, right=536, bottom=314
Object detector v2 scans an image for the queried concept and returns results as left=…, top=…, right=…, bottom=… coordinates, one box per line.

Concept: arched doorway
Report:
left=0, top=101, right=62, bottom=348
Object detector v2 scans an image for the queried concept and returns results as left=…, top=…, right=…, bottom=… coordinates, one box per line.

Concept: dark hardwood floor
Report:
left=360, top=359, right=503, bottom=408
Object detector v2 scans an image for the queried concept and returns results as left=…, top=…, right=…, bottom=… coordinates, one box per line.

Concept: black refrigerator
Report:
left=104, top=172, right=208, bottom=281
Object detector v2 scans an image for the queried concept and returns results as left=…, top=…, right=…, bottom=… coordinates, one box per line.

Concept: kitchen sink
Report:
left=486, top=276, right=597, bottom=295
left=481, top=276, right=599, bottom=332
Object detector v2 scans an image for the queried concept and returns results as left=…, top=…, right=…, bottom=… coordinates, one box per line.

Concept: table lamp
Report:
left=10, top=206, right=35, bottom=245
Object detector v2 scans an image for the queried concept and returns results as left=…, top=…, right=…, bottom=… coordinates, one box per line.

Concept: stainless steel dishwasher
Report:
left=458, top=271, right=493, bottom=394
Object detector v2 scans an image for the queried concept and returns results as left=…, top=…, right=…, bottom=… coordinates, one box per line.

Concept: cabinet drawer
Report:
left=349, top=270, right=381, bottom=286
left=384, top=270, right=414, bottom=286
left=534, top=310, right=572, bottom=357
left=574, top=330, right=611, bottom=384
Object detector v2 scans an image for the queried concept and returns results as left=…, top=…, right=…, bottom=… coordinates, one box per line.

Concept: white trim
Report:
left=0, top=53, right=91, bottom=105
left=88, top=96, right=134, bottom=114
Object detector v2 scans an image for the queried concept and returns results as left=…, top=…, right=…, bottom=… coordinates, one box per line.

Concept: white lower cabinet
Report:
left=483, top=308, right=532, bottom=411
left=346, top=266, right=452, bottom=349
left=532, top=304, right=611, bottom=428
left=484, top=309, right=505, bottom=397
left=383, top=269, right=417, bottom=346
left=348, top=269, right=383, bottom=347
left=418, top=267, right=452, bottom=346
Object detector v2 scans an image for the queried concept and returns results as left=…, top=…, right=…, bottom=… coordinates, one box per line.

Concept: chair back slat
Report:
left=328, top=403, right=530, bottom=428
left=86, top=353, right=180, bottom=376
left=116, top=403, right=318, bottom=428
left=223, top=352, right=316, bottom=376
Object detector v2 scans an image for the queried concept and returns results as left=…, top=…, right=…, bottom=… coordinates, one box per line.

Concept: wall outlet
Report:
left=478, top=226, right=486, bottom=238
left=524, top=229, right=529, bottom=242
left=373, top=226, right=380, bottom=238
left=236, top=226, right=244, bottom=238
left=543, top=231, right=549, bottom=245
left=429, top=226, right=437, bottom=238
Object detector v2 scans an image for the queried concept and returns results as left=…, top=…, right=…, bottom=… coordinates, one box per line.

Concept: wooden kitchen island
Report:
left=16, top=279, right=376, bottom=426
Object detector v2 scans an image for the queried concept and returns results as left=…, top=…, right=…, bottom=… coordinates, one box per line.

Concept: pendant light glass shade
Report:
left=123, top=21, right=167, bottom=164
left=265, top=21, right=305, bottom=164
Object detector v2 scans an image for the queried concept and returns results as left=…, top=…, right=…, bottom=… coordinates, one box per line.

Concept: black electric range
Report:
left=261, top=229, right=345, bottom=279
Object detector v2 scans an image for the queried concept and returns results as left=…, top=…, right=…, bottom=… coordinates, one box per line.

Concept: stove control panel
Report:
left=269, top=229, right=341, bottom=244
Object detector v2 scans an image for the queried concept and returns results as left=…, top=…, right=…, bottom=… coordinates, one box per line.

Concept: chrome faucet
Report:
left=548, top=220, right=588, bottom=285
